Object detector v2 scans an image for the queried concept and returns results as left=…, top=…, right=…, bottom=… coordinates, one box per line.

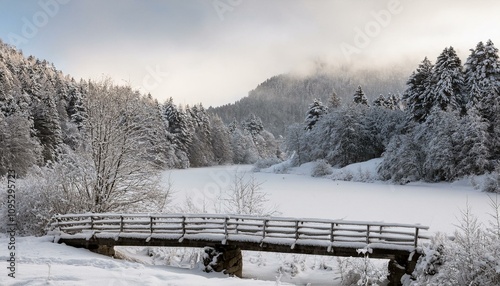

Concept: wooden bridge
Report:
left=48, top=213, right=430, bottom=285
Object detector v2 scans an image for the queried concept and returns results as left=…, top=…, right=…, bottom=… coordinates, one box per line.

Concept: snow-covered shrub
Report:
left=404, top=233, right=446, bottom=285
left=311, top=159, right=333, bottom=177
left=336, top=255, right=388, bottom=286
left=1, top=150, right=169, bottom=236
left=332, top=170, right=354, bottom=181
left=482, top=169, right=500, bottom=193
left=406, top=200, right=500, bottom=286
left=276, top=254, right=306, bottom=278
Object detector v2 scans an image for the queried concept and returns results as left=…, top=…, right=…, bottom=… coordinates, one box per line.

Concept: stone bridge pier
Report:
left=202, top=244, right=243, bottom=277
left=387, top=252, right=420, bottom=286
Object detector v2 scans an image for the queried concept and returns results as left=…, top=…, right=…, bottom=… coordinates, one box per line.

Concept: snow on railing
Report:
left=49, top=213, right=430, bottom=249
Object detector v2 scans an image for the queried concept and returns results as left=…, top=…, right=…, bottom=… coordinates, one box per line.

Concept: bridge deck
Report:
left=49, top=213, right=430, bottom=259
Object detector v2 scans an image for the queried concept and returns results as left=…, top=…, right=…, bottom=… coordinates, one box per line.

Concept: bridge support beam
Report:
left=387, top=252, right=420, bottom=286
left=203, top=244, right=243, bottom=278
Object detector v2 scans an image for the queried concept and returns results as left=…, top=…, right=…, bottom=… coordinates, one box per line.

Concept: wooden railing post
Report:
left=294, top=221, right=300, bottom=240
left=414, top=228, right=419, bottom=248
left=90, top=215, right=94, bottom=230
left=262, top=219, right=268, bottom=240
left=330, top=223, right=335, bottom=243
left=150, top=216, right=154, bottom=234
left=181, top=216, right=186, bottom=236
left=120, top=216, right=124, bottom=232
left=366, top=225, right=370, bottom=244
left=223, top=217, right=229, bottom=244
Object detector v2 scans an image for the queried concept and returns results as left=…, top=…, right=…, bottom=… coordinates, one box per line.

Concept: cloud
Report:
left=1, top=0, right=500, bottom=106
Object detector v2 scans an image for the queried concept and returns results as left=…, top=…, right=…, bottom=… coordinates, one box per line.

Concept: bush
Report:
left=337, top=255, right=388, bottom=286
left=406, top=199, right=500, bottom=285
left=311, top=160, right=333, bottom=177
left=482, top=169, right=500, bottom=193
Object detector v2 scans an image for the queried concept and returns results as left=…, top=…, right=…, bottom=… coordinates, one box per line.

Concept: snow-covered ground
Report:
left=2, top=161, right=496, bottom=285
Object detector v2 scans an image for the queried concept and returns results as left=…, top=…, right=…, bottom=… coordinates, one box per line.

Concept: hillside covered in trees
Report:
left=285, top=40, right=500, bottom=187
left=209, top=65, right=408, bottom=136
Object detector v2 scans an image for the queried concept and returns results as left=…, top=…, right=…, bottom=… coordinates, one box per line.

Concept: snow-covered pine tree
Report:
left=403, top=57, right=434, bottom=122
left=162, top=98, right=192, bottom=160
left=228, top=118, right=238, bottom=133
left=353, top=85, right=369, bottom=106
left=378, top=130, right=426, bottom=183
left=187, top=103, right=215, bottom=167
left=65, top=78, right=86, bottom=129
left=242, top=113, right=264, bottom=136
left=231, top=128, right=259, bottom=164
left=386, top=93, right=400, bottom=110
left=422, top=108, right=460, bottom=181
left=328, top=106, right=370, bottom=166
left=285, top=123, right=306, bottom=165
left=373, top=94, right=387, bottom=108
left=32, top=93, right=63, bottom=163
left=463, top=40, right=500, bottom=115
left=463, top=40, right=500, bottom=157
left=454, top=107, right=491, bottom=176
left=304, top=98, right=328, bottom=130
left=0, top=111, right=42, bottom=176
left=430, top=47, right=464, bottom=113
left=209, top=114, right=233, bottom=164
left=328, top=91, right=341, bottom=109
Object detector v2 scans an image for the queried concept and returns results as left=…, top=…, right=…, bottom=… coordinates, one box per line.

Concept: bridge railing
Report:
left=49, top=213, right=429, bottom=249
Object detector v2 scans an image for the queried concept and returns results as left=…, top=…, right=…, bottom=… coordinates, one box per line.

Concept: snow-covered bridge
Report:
left=49, top=213, right=430, bottom=285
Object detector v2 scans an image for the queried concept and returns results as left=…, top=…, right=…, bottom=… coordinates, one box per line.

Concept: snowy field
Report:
left=2, top=161, right=496, bottom=285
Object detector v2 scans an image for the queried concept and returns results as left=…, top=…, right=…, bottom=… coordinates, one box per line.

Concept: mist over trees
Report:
left=209, top=65, right=408, bottom=136
left=280, top=40, right=500, bottom=185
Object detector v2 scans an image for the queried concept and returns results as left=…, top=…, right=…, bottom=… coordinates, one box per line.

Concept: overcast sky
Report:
left=1, top=0, right=500, bottom=107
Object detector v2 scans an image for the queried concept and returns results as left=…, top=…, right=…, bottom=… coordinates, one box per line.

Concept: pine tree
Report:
left=228, top=118, right=238, bottom=133
left=454, top=107, right=491, bottom=176
left=231, top=128, right=259, bottom=164
left=378, top=132, right=426, bottom=183
left=353, top=85, right=369, bottom=106
left=0, top=112, right=42, bottom=176
left=403, top=57, right=434, bottom=122
left=162, top=98, right=192, bottom=158
left=305, top=99, right=328, bottom=130
left=386, top=93, right=400, bottom=110
left=328, top=106, right=370, bottom=166
left=430, top=47, right=464, bottom=113
left=32, top=94, right=63, bottom=163
left=373, top=94, right=387, bottom=108
left=328, top=91, right=341, bottom=109
left=210, top=114, right=233, bottom=164
left=66, top=78, right=86, bottom=129
left=423, top=108, right=460, bottom=181
left=242, top=113, right=264, bottom=136
left=464, top=40, right=500, bottom=120
left=187, top=103, right=215, bottom=167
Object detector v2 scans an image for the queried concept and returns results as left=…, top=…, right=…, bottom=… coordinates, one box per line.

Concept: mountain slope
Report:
left=209, top=66, right=409, bottom=136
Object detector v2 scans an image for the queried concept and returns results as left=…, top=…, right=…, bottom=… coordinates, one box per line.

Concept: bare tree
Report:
left=222, top=171, right=278, bottom=216
left=82, top=79, right=167, bottom=212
